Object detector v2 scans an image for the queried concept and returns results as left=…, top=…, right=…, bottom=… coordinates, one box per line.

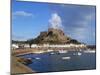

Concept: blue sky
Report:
left=12, top=0, right=96, bottom=45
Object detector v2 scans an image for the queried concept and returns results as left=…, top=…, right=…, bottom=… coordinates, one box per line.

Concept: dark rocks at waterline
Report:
left=17, top=57, right=33, bottom=65
left=87, top=45, right=96, bottom=50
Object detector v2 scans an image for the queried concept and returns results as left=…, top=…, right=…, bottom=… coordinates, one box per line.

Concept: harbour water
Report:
left=18, top=50, right=96, bottom=73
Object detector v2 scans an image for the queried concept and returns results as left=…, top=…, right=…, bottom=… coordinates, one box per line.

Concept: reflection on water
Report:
left=18, top=50, right=96, bottom=73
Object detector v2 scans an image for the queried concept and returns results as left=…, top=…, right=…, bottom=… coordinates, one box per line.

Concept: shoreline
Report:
left=11, top=56, right=35, bottom=74
left=12, top=47, right=96, bottom=56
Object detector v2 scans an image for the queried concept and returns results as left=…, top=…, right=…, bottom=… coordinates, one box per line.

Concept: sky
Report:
left=12, top=0, right=96, bottom=45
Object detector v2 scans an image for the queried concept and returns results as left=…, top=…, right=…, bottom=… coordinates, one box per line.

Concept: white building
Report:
left=24, top=44, right=30, bottom=48
left=12, top=44, right=19, bottom=49
left=30, top=44, right=87, bottom=48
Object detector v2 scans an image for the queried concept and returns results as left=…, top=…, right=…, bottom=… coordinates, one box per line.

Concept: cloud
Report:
left=85, top=13, right=95, bottom=21
left=93, top=32, right=95, bottom=37
left=49, top=13, right=63, bottom=30
left=74, top=13, right=95, bottom=28
left=68, top=12, right=95, bottom=41
left=13, top=11, right=33, bottom=17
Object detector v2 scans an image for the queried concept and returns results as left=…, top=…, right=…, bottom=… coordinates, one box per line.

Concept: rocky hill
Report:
left=33, top=28, right=81, bottom=44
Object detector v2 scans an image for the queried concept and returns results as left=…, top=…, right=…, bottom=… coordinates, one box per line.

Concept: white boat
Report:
left=73, top=52, right=82, bottom=56
left=62, top=57, right=71, bottom=60
left=77, top=52, right=82, bottom=56
left=84, top=50, right=95, bottom=53
left=35, top=57, right=41, bottom=60
left=50, top=52, right=55, bottom=55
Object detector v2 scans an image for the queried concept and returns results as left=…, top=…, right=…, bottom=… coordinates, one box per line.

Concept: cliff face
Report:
left=33, top=28, right=80, bottom=44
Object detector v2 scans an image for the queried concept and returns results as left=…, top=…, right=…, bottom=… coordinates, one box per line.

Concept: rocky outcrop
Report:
left=33, top=28, right=80, bottom=44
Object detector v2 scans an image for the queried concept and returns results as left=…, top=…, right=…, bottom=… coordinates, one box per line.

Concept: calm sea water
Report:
left=18, top=50, right=96, bottom=73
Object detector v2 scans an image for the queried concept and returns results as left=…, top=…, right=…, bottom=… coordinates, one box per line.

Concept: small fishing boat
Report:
left=84, top=50, right=95, bottom=53
left=73, top=52, right=82, bottom=56
left=50, top=52, right=55, bottom=55
left=35, top=57, right=41, bottom=60
left=77, top=52, right=82, bottom=56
